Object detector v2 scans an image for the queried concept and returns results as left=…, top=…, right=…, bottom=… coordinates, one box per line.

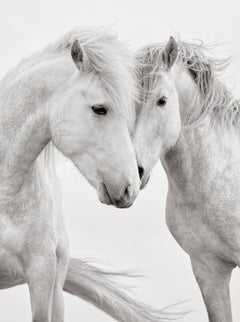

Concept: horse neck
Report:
left=163, top=64, right=240, bottom=197
left=0, top=54, right=74, bottom=193
left=162, top=65, right=210, bottom=194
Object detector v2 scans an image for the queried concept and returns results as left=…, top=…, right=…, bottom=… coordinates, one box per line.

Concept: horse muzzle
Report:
left=98, top=181, right=138, bottom=209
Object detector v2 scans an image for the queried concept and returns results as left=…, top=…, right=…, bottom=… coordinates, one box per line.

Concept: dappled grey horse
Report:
left=0, top=27, right=173, bottom=322
left=134, top=37, right=240, bottom=322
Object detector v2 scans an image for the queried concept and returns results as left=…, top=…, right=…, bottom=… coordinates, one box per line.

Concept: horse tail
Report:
left=64, top=257, right=183, bottom=322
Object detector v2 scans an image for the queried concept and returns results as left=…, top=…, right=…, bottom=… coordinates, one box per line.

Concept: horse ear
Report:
left=162, top=37, right=178, bottom=70
left=71, top=40, right=86, bottom=70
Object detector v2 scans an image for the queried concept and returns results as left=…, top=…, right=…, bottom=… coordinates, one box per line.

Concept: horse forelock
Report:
left=136, top=40, right=239, bottom=128
left=61, top=27, right=138, bottom=130
left=0, top=27, right=137, bottom=131
left=136, top=43, right=165, bottom=104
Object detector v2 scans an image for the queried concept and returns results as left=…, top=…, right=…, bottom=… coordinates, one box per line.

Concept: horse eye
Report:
left=157, top=96, right=167, bottom=107
left=91, top=105, right=108, bottom=116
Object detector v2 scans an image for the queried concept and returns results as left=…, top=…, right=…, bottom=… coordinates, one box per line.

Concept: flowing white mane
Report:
left=0, top=27, right=138, bottom=176
left=136, top=40, right=239, bottom=127
left=1, top=27, right=137, bottom=128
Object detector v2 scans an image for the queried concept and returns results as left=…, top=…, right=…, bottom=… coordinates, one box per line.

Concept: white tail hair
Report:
left=0, top=257, right=186, bottom=321
left=64, top=258, right=186, bottom=322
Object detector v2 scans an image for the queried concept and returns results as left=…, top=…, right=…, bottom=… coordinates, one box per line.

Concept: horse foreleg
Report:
left=51, top=237, right=70, bottom=322
left=27, top=252, right=56, bottom=322
left=191, top=255, right=234, bottom=322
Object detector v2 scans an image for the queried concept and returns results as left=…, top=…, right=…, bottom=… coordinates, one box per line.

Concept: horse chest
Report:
left=163, top=127, right=240, bottom=262
left=165, top=189, right=240, bottom=263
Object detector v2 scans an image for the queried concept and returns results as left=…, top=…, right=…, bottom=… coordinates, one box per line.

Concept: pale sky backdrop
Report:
left=0, top=0, right=240, bottom=321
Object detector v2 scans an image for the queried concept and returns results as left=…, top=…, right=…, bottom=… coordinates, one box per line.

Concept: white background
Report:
left=0, top=0, right=240, bottom=321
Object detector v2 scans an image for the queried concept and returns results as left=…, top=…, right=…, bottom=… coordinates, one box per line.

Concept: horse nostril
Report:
left=138, top=166, right=145, bottom=180
left=123, top=184, right=130, bottom=199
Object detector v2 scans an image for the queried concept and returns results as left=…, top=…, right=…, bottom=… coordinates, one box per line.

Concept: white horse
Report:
left=134, top=37, right=240, bottom=322
left=0, top=26, right=163, bottom=322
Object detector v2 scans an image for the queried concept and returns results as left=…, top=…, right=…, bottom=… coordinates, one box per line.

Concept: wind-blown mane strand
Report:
left=1, top=27, right=137, bottom=130
left=136, top=40, right=239, bottom=127
left=65, top=28, right=138, bottom=129
left=177, top=41, right=238, bottom=127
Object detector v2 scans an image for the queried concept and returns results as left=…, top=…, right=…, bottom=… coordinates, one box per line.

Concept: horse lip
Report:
left=116, top=203, right=133, bottom=209
left=140, top=175, right=150, bottom=190
left=112, top=198, right=133, bottom=209
left=100, top=183, right=133, bottom=209
left=100, top=182, right=113, bottom=205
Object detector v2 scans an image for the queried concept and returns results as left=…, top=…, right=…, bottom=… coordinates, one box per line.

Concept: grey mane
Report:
left=136, top=40, right=239, bottom=127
